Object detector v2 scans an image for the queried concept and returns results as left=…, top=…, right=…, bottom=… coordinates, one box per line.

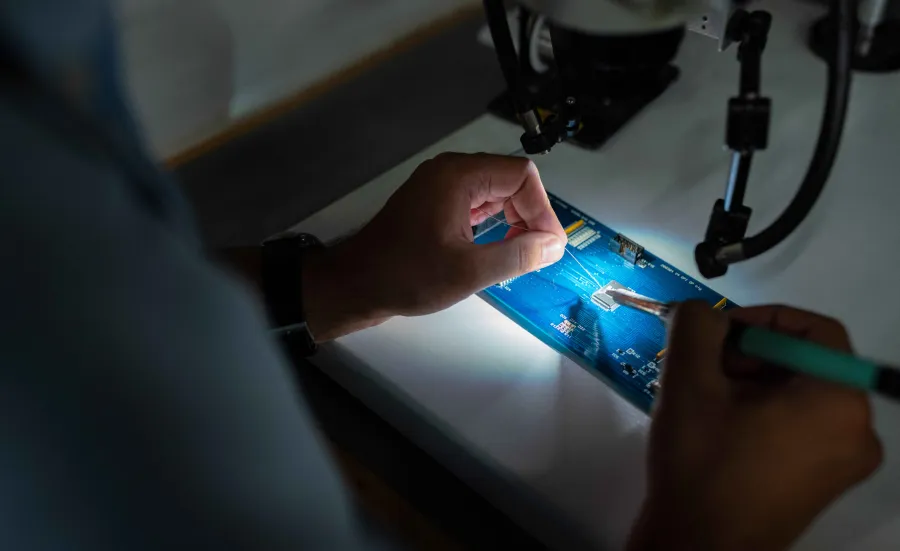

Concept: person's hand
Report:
left=627, top=302, right=883, bottom=551
left=302, top=153, right=566, bottom=340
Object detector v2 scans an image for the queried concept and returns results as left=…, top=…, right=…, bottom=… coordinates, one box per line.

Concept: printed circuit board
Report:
left=474, top=193, right=738, bottom=412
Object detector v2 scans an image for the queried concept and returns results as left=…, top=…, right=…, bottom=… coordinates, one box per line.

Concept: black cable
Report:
left=483, top=0, right=533, bottom=114
left=736, top=0, right=854, bottom=260
left=517, top=5, right=531, bottom=74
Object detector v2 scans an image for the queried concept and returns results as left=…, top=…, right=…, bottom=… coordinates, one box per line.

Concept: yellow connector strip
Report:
left=564, top=220, right=585, bottom=235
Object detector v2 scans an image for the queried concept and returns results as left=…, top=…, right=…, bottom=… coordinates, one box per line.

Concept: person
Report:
left=0, top=2, right=882, bottom=550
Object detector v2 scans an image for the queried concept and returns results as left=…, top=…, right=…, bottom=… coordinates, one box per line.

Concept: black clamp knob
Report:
left=695, top=199, right=753, bottom=278
left=518, top=97, right=581, bottom=155
left=726, top=97, right=770, bottom=151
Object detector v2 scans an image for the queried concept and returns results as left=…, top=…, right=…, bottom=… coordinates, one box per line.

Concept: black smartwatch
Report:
left=262, top=233, right=323, bottom=356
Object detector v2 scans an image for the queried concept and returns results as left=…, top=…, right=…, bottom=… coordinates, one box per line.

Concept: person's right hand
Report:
left=300, top=153, right=566, bottom=341
left=627, top=302, right=883, bottom=551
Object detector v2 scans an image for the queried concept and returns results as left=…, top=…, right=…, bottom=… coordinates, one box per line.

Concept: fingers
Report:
left=470, top=200, right=505, bottom=226
left=663, top=304, right=857, bottom=402
left=726, top=307, right=879, bottom=476
left=464, top=231, right=565, bottom=289
left=450, top=153, right=566, bottom=242
left=734, top=307, right=882, bottom=483
left=501, top=201, right=530, bottom=239
left=661, top=301, right=731, bottom=400
left=725, top=305, right=854, bottom=385
left=729, top=306, right=852, bottom=351
left=450, top=153, right=567, bottom=288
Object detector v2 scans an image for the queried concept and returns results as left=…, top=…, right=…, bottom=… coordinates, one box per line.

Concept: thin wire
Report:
left=565, top=248, right=603, bottom=290
left=474, top=206, right=603, bottom=290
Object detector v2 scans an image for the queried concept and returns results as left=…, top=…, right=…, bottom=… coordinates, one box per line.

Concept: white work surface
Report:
left=291, top=2, right=900, bottom=549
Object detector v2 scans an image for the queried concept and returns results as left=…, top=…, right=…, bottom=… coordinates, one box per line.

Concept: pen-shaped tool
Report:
left=604, top=288, right=900, bottom=401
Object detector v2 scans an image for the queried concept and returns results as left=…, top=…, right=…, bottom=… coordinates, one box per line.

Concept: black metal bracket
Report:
left=696, top=9, right=773, bottom=278
left=519, top=96, right=581, bottom=154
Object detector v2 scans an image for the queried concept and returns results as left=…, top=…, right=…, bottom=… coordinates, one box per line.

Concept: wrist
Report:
left=302, top=238, right=391, bottom=342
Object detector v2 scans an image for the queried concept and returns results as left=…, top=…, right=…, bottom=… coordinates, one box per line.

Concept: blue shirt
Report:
left=0, top=2, right=364, bottom=549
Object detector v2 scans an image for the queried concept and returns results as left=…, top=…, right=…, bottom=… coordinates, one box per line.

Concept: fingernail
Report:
left=541, top=236, right=565, bottom=265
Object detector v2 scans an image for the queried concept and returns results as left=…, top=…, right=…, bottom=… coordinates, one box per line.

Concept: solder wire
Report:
left=474, top=206, right=603, bottom=290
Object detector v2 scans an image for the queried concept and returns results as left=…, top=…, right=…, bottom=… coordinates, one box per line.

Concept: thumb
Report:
left=662, top=301, right=731, bottom=400
left=468, top=231, right=565, bottom=289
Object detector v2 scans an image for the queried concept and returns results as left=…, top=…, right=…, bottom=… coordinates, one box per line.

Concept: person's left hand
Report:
left=302, top=152, right=567, bottom=341
left=626, top=303, right=882, bottom=551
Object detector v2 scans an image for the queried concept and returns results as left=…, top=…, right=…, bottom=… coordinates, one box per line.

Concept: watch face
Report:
left=279, top=326, right=319, bottom=357
left=267, top=233, right=321, bottom=248
left=264, top=232, right=321, bottom=246
left=296, top=234, right=322, bottom=247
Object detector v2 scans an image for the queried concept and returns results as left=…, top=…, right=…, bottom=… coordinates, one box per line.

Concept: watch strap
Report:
left=262, top=233, right=322, bottom=356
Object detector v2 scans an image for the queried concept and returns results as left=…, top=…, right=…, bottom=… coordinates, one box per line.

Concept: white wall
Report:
left=115, top=0, right=475, bottom=159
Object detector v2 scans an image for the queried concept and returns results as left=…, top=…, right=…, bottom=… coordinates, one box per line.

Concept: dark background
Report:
left=176, top=13, right=504, bottom=249
left=175, top=12, right=549, bottom=550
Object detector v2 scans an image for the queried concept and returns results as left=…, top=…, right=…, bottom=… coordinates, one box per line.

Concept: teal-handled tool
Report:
left=604, top=288, right=900, bottom=400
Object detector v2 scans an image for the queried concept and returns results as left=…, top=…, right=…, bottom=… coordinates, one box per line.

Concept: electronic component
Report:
left=649, top=380, right=661, bottom=394
left=564, top=219, right=585, bottom=235
left=610, top=233, right=644, bottom=264
left=475, top=193, right=737, bottom=412
left=568, top=226, right=601, bottom=249
left=591, top=280, right=627, bottom=311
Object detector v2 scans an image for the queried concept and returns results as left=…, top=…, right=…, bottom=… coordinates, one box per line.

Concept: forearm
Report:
left=216, top=243, right=388, bottom=342
left=300, top=241, right=390, bottom=340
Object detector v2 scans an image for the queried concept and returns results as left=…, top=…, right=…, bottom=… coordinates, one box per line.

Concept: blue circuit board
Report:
left=474, top=193, right=738, bottom=412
